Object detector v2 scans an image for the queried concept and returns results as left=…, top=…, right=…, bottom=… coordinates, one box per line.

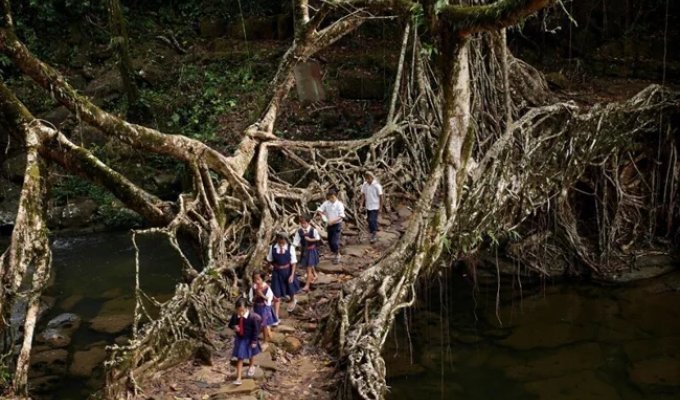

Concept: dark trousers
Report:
left=367, top=210, right=379, bottom=234
left=327, top=223, right=342, bottom=254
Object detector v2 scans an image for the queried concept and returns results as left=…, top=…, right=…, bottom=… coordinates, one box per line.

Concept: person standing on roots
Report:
left=228, top=297, right=262, bottom=385
left=316, top=189, right=346, bottom=264
left=292, top=214, right=321, bottom=291
left=267, top=231, right=300, bottom=317
left=249, top=270, right=278, bottom=344
left=359, top=171, right=384, bottom=243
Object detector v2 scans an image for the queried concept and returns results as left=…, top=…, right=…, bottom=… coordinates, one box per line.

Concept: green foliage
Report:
left=0, top=361, right=11, bottom=391
left=148, top=62, right=264, bottom=141
left=97, top=204, right=144, bottom=229
left=52, top=175, right=110, bottom=205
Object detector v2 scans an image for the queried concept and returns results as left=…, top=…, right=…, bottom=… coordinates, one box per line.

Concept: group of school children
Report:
left=228, top=172, right=383, bottom=385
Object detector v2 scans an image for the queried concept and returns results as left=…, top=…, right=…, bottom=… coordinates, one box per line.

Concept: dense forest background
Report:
left=2, top=1, right=679, bottom=232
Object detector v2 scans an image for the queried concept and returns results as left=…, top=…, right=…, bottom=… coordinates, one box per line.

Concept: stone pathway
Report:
left=139, top=211, right=405, bottom=400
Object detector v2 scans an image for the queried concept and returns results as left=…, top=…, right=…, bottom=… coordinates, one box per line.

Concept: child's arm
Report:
left=227, top=314, right=238, bottom=330
left=249, top=316, right=260, bottom=346
left=288, top=245, right=298, bottom=283
left=265, top=286, right=274, bottom=304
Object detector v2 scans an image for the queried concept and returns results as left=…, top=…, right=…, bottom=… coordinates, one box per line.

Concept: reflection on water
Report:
left=386, top=268, right=680, bottom=400
left=39, top=232, right=183, bottom=399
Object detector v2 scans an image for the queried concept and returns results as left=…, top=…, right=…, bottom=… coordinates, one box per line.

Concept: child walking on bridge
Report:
left=316, top=189, right=346, bottom=264
left=293, top=214, right=320, bottom=291
left=267, top=231, right=300, bottom=317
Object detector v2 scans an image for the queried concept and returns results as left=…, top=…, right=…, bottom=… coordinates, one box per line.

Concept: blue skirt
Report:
left=300, top=248, right=320, bottom=268
left=253, top=303, right=278, bottom=327
left=232, top=336, right=262, bottom=360
left=271, top=267, right=300, bottom=298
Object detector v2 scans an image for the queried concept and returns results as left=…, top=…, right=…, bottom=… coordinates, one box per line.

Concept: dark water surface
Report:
left=385, top=269, right=680, bottom=400
left=39, top=232, right=182, bottom=399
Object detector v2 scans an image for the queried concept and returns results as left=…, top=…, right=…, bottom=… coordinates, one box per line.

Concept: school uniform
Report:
left=361, top=180, right=383, bottom=235
left=266, top=243, right=300, bottom=298
left=228, top=310, right=262, bottom=360
left=317, top=200, right=345, bottom=254
left=248, top=284, right=279, bottom=327
left=293, top=226, right=321, bottom=268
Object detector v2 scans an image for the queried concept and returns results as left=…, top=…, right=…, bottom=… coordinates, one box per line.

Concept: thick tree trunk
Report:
left=108, top=0, right=140, bottom=114
left=0, top=117, right=51, bottom=395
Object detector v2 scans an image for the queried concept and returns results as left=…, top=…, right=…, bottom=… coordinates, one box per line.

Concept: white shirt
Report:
left=266, top=243, right=298, bottom=264
left=317, top=200, right=345, bottom=224
left=249, top=284, right=274, bottom=306
left=361, top=180, right=383, bottom=210
left=292, top=225, right=321, bottom=247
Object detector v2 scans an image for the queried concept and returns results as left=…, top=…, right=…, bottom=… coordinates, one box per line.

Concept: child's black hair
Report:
left=326, top=188, right=337, bottom=197
left=298, top=213, right=313, bottom=223
left=234, top=297, right=249, bottom=309
left=252, top=270, right=265, bottom=280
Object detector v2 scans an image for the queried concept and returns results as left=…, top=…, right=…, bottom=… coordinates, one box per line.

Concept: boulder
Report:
left=83, top=69, right=122, bottom=100
left=30, top=349, right=68, bottom=376
left=69, top=346, right=107, bottom=377
left=89, top=296, right=135, bottom=334
left=56, top=198, right=99, bottom=229
left=46, top=313, right=81, bottom=334
left=59, top=294, right=84, bottom=310
left=29, top=375, right=62, bottom=393
left=37, top=328, right=71, bottom=348
left=282, top=336, right=303, bottom=354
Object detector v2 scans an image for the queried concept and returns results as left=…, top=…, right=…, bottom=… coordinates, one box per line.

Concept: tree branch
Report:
left=440, top=0, right=557, bottom=36
left=0, top=80, right=172, bottom=225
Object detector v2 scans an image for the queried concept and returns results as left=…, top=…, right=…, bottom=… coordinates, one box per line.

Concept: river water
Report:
left=17, top=233, right=182, bottom=398
left=385, top=267, right=680, bottom=400
left=1, top=233, right=678, bottom=399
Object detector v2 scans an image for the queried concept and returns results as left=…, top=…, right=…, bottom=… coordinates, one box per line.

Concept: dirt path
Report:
left=139, top=209, right=410, bottom=400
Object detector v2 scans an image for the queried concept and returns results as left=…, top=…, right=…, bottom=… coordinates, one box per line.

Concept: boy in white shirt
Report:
left=316, top=189, right=345, bottom=264
left=359, top=171, right=383, bottom=243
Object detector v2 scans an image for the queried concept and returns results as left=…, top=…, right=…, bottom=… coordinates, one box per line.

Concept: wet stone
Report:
left=89, top=296, right=136, bottom=334
left=69, top=345, right=107, bottom=377
left=59, top=294, right=84, bottom=310
left=30, top=349, right=68, bottom=376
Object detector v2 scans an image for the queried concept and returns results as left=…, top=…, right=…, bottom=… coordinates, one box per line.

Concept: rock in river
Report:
left=89, top=296, right=135, bottom=334
left=69, top=345, right=107, bottom=377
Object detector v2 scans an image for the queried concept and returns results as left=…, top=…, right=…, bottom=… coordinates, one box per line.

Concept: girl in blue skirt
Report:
left=249, top=270, right=278, bottom=343
left=293, top=214, right=321, bottom=291
left=266, top=231, right=300, bottom=319
left=228, top=297, right=262, bottom=385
